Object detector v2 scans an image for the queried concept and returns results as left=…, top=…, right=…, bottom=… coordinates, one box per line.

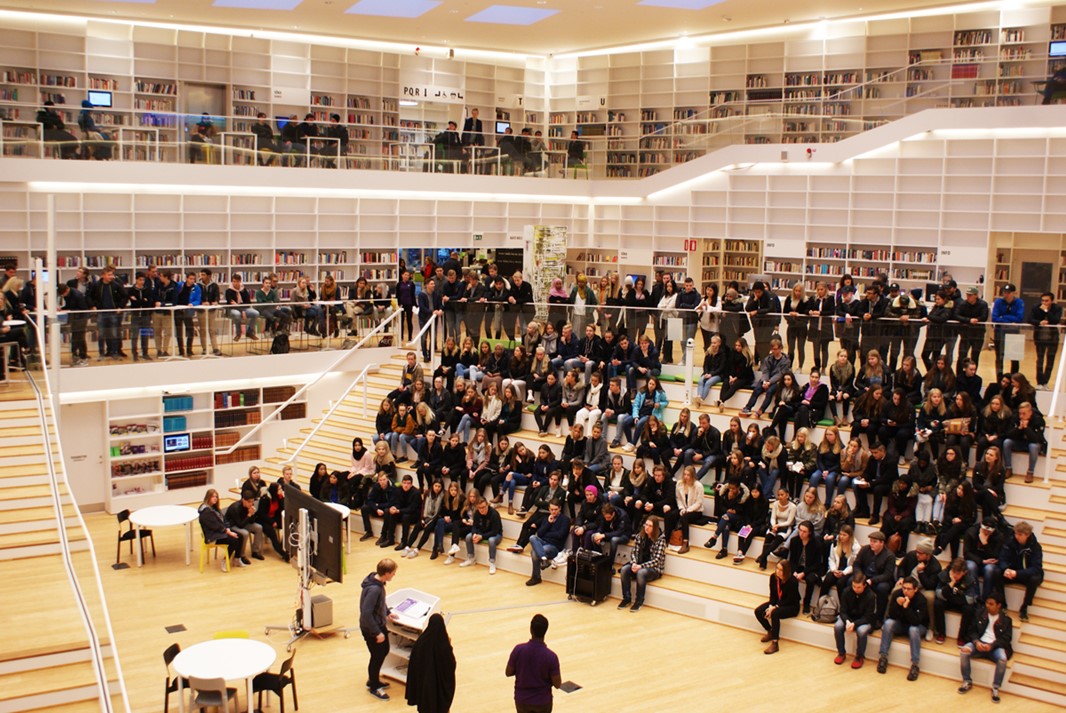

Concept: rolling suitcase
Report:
left=565, top=548, right=612, bottom=606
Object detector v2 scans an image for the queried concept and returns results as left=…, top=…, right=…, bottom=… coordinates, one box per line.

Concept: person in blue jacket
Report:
left=618, top=376, right=668, bottom=450
left=991, top=283, right=1025, bottom=377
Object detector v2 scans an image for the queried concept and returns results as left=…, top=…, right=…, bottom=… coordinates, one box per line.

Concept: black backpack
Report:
left=270, top=333, right=290, bottom=354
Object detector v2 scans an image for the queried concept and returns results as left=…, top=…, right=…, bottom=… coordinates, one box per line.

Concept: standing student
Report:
left=505, top=614, right=562, bottom=713
left=405, top=612, right=457, bottom=713
left=359, top=558, right=400, bottom=701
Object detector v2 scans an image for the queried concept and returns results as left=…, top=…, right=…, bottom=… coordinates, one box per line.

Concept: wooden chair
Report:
left=188, top=676, right=238, bottom=713
left=199, top=533, right=231, bottom=573
left=162, top=643, right=188, bottom=713
left=116, top=509, right=155, bottom=565
left=253, top=651, right=298, bottom=713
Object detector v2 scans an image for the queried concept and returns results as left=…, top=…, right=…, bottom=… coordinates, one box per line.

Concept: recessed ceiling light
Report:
left=466, top=5, right=559, bottom=25
left=639, top=0, right=726, bottom=9
left=213, top=0, right=305, bottom=9
left=346, top=0, right=442, bottom=18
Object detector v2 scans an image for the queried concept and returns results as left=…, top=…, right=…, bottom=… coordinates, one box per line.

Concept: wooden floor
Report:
left=81, top=508, right=1057, bottom=713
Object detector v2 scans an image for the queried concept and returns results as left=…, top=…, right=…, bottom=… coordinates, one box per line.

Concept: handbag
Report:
left=887, top=532, right=903, bottom=555
left=668, top=528, right=684, bottom=547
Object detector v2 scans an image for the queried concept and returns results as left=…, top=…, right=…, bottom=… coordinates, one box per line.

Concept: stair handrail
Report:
left=29, top=322, right=130, bottom=713
left=218, top=307, right=402, bottom=455
left=282, top=362, right=380, bottom=465
left=406, top=312, right=439, bottom=371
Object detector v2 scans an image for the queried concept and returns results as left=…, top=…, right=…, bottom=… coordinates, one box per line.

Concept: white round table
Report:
left=129, top=505, right=199, bottom=567
left=325, top=502, right=352, bottom=554
left=173, top=638, right=276, bottom=713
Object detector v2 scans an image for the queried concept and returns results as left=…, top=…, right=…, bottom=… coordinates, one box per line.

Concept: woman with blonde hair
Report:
left=810, top=425, right=843, bottom=500
left=674, top=466, right=705, bottom=554
left=819, top=523, right=860, bottom=599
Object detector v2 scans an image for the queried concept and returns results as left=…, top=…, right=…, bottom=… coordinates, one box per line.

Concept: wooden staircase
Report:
left=0, top=393, right=121, bottom=713
left=263, top=350, right=1066, bottom=706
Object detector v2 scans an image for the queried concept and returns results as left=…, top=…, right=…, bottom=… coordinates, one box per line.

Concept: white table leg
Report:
left=135, top=523, right=144, bottom=567
left=177, top=676, right=186, bottom=713
left=246, top=675, right=254, bottom=713
left=185, top=522, right=192, bottom=566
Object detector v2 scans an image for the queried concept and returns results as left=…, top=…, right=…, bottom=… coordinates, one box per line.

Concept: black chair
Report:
left=116, top=509, right=155, bottom=565
left=163, top=643, right=189, bottom=713
left=188, top=676, right=238, bottom=713
left=253, top=651, right=298, bottom=713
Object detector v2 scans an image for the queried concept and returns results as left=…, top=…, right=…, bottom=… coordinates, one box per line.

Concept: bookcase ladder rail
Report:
left=282, top=362, right=379, bottom=466
left=217, top=307, right=401, bottom=456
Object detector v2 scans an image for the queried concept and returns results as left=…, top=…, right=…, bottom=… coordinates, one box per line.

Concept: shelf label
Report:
left=764, top=238, right=803, bottom=259
left=271, top=87, right=311, bottom=106
left=576, top=95, right=607, bottom=109
left=473, top=233, right=483, bottom=242
left=938, top=246, right=985, bottom=268
left=400, top=84, right=465, bottom=104
left=683, top=239, right=698, bottom=252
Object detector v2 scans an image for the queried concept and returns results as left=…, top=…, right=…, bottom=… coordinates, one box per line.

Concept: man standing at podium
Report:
left=506, top=614, right=562, bottom=712
left=360, top=558, right=399, bottom=701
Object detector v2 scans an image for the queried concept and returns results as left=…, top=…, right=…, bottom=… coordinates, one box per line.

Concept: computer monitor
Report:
left=276, top=116, right=291, bottom=130
left=87, top=90, right=113, bottom=108
left=163, top=433, right=191, bottom=453
left=283, top=484, right=344, bottom=584
left=1050, top=41, right=1066, bottom=57
left=495, top=120, right=510, bottom=134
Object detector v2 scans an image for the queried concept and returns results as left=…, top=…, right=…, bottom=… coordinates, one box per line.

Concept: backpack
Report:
left=811, top=588, right=840, bottom=624
left=270, top=333, right=290, bottom=354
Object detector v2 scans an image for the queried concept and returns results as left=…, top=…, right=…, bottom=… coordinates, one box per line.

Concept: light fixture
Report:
left=399, top=99, right=419, bottom=106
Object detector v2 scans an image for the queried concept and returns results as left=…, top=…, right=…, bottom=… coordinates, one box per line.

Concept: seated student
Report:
left=558, top=369, right=586, bottom=433
left=895, top=537, right=941, bottom=629
left=534, top=371, right=564, bottom=437
left=635, top=415, right=670, bottom=472
left=822, top=494, right=855, bottom=545
left=693, top=334, right=726, bottom=407
left=680, top=413, right=722, bottom=482
left=907, top=450, right=938, bottom=536
left=879, top=478, right=917, bottom=553
left=849, top=384, right=885, bottom=447
left=934, top=480, right=977, bottom=559
left=819, top=523, right=860, bottom=599
left=754, top=560, right=801, bottom=655
left=436, top=432, right=466, bottom=490
left=617, top=516, right=667, bottom=612
left=612, top=458, right=648, bottom=523
left=1001, top=401, right=1046, bottom=484
left=565, top=458, right=601, bottom=519
left=459, top=497, right=503, bottom=575
left=933, top=557, right=978, bottom=646
left=664, top=407, right=695, bottom=475
left=442, top=490, right=480, bottom=565
left=509, top=471, right=566, bottom=553
left=224, top=491, right=264, bottom=563
left=958, top=591, right=1013, bottom=703
left=607, top=333, right=636, bottom=384
left=876, top=575, right=929, bottom=680
left=518, top=445, right=558, bottom=515
left=380, top=474, right=422, bottom=550
left=224, top=275, right=259, bottom=340
left=739, top=338, right=792, bottom=419
left=625, top=334, right=662, bottom=391
left=430, top=482, right=464, bottom=560
left=995, top=520, right=1043, bottom=622
left=318, top=471, right=349, bottom=506
left=570, top=485, right=603, bottom=546
left=387, top=403, right=417, bottom=462
left=527, top=345, right=552, bottom=403
left=525, top=499, right=571, bottom=586
left=502, top=345, right=531, bottom=403
left=585, top=501, right=631, bottom=563
left=945, top=390, right=978, bottom=467
left=412, top=429, right=443, bottom=488
left=582, top=422, right=610, bottom=476
left=833, top=570, right=877, bottom=668
left=964, top=516, right=1005, bottom=601
left=276, top=464, right=301, bottom=492
left=732, top=482, right=770, bottom=565
left=198, top=489, right=245, bottom=571
left=254, top=277, right=291, bottom=334
left=602, top=453, right=628, bottom=494
left=787, top=520, right=825, bottom=613
left=451, top=384, right=482, bottom=444
left=635, top=464, right=676, bottom=534
left=756, top=488, right=796, bottom=570
left=972, top=446, right=1007, bottom=522
left=853, top=530, right=895, bottom=620
left=768, top=371, right=802, bottom=443
left=253, top=482, right=290, bottom=561
left=371, top=441, right=398, bottom=483
left=827, top=349, right=856, bottom=426
left=893, top=355, right=924, bottom=406
left=673, top=466, right=705, bottom=555
left=480, top=342, right=510, bottom=397
left=494, top=441, right=534, bottom=515
left=240, top=464, right=267, bottom=500
left=783, top=428, right=817, bottom=502
left=477, top=436, right=511, bottom=502
left=601, top=377, right=632, bottom=449
left=852, top=441, right=896, bottom=522
left=402, top=479, right=444, bottom=558
left=388, top=351, right=425, bottom=408
left=561, top=425, right=588, bottom=475
left=359, top=472, right=396, bottom=543
left=573, top=370, right=605, bottom=434
left=491, top=384, right=524, bottom=443
left=435, top=338, right=461, bottom=391
left=307, top=462, right=330, bottom=502
left=809, top=425, right=843, bottom=501
left=976, top=394, right=1012, bottom=462
left=706, top=478, right=748, bottom=554
left=878, top=388, right=915, bottom=460
left=427, top=376, right=455, bottom=435
left=755, top=436, right=785, bottom=509
left=347, top=437, right=376, bottom=506
left=915, top=388, right=947, bottom=458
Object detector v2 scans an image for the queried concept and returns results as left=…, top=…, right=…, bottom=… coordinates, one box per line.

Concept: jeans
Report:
left=586, top=533, right=627, bottom=562
left=619, top=565, right=660, bottom=604
left=504, top=472, right=532, bottom=502
left=879, top=618, right=926, bottom=664
left=230, top=522, right=264, bottom=556
left=529, top=535, right=561, bottom=579
left=385, top=432, right=406, bottom=457
left=98, top=312, right=122, bottom=355
left=960, top=643, right=1008, bottom=688
left=834, top=617, right=872, bottom=658
left=456, top=414, right=475, bottom=443
left=743, top=381, right=779, bottom=413
left=467, top=365, right=485, bottom=384
left=758, top=465, right=780, bottom=497
left=229, top=306, right=260, bottom=337
left=401, top=434, right=425, bottom=457
left=363, top=632, right=390, bottom=690
left=809, top=469, right=841, bottom=502
left=456, top=363, right=471, bottom=380
left=682, top=450, right=720, bottom=480
left=1002, top=438, right=1040, bottom=475
left=621, top=415, right=650, bottom=446
left=465, top=532, right=502, bottom=561
left=966, top=561, right=1000, bottom=601
left=698, top=374, right=722, bottom=401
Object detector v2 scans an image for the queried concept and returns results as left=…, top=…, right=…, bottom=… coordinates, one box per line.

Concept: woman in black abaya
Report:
left=405, top=612, right=456, bottom=713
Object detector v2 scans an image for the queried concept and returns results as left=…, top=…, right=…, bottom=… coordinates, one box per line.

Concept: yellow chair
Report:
left=212, top=629, right=250, bottom=639
left=199, top=534, right=231, bottom=573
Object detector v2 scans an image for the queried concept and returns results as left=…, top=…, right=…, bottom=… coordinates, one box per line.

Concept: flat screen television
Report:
left=1050, top=41, right=1066, bottom=57
left=276, top=116, right=291, bottom=130
left=163, top=433, right=191, bottom=453
left=495, top=120, right=510, bottom=134
left=282, top=484, right=343, bottom=584
left=87, top=90, right=113, bottom=108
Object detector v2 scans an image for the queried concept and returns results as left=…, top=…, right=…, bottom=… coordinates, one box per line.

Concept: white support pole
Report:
left=1042, top=328, right=1066, bottom=484
left=684, top=338, right=695, bottom=406
left=46, top=194, right=59, bottom=395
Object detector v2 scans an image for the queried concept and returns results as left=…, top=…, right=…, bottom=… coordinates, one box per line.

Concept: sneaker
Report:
left=368, top=687, right=390, bottom=701
left=924, top=629, right=933, bottom=642
left=958, top=681, right=973, bottom=694
left=526, top=577, right=541, bottom=586
left=1019, top=605, right=1029, bottom=622
left=733, top=553, right=745, bottom=564
left=610, top=440, right=621, bottom=449
left=907, top=665, right=919, bottom=681
left=876, top=656, right=888, bottom=674
left=459, top=557, right=476, bottom=567
left=539, top=557, right=551, bottom=570
left=234, top=558, right=247, bottom=568
left=506, top=545, right=524, bottom=553
left=622, top=443, right=634, bottom=452
left=739, top=409, right=752, bottom=417
left=448, top=544, right=460, bottom=555
left=220, top=558, right=229, bottom=572
left=359, top=532, right=375, bottom=542
left=252, top=553, right=265, bottom=561
left=444, top=555, right=455, bottom=565
left=935, top=634, right=945, bottom=644
left=991, top=688, right=1000, bottom=704
left=630, top=601, right=643, bottom=612
left=489, top=562, right=497, bottom=575
left=851, top=657, right=864, bottom=669
left=617, top=599, right=630, bottom=609
left=240, top=557, right=251, bottom=565
left=834, top=654, right=846, bottom=665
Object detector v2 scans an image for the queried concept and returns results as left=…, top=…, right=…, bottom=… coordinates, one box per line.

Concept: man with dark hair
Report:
left=322, top=112, right=348, bottom=167
left=964, top=516, right=1004, bottom=601
left=525, top=500, right=570, bottom=586
left=223, top=492, right=262, bottom=564
left=197, top=269, right=222, bottom=356
left=958, top=591, right=1013, bottom=703
left=57, top=282, right=89, bottom=366
left=88, top=265, right=128, bottom=359
left=933, top=557, right=978, bottom=645
left=853, top=529, right=895, bottom=620
left=1029, top=291, right=1064, bottom=390
left=833, top=570, right=876, bottom=669
left=37, top=100, right=79, bottom=159
left=251, top=112, right=277, bottom=165
left=381, top=474, right=421, bottom=550
left=505, top=614, right=562, bottom=713
left=877, top=575, right=928, bottom=680
left=995, top=520, right=1043, bottom=621
left=359, top=558, right=399, bottom=701
left=953, top=286, right=989, bottom=373
left=434, top=120, right=463, bottom=172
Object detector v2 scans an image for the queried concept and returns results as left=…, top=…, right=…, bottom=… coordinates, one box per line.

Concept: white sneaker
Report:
left=622, top=443, right=634, bottom=452
left=220, top=558, right=229, bottom=572
left=234, top=558, right=247, bottom=568
left=408, top=548, right=419, bottom=558
left=554, top=429, right=562, bottom=438
left=925, top=629, right=933, bottom=642
left=489, top=562, right=497, bottom=575
left=448, top=544, right=460, bottom=555
left=460, top=557, right=476, bottom=567
left=444, top=555, right=455, bottom=565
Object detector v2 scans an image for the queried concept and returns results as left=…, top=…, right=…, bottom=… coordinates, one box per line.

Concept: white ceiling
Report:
left=0, top=0, right=997, bottom=55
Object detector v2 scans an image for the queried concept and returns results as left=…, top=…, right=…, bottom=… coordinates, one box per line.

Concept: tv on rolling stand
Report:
left=282, top=484, right=344, bottom=584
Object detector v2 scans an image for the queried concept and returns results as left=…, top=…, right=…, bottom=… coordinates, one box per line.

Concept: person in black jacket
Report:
left=359, top=558, right=399, bottom=701
left=1001, top=401, right=1046, bottom=483
left=250, top=112, right=277, bottom=165
left=197, top=489, right=244, bottom=570
left=995, top=520, right=1043, bottom=621
left=405, top=612, right=456, bottom=713
left=1029, top=292, right=1064, bottom=389
left=788, top=520, right=825, bottom=612
left=417, top=279, right=444, bottom=361
left=958, top=591, right=1013, bottom=702
left=807, top=282, right=836, bottom=370
left=380, top=474, right=421, bottom=549
left=507, top=270, right=535, bottom=340
left=877, top=576, right=928, bottom=680
left=853, top=530, right=895, bottom=619
left=953, top=286, right=989, bottom=373
left=360, top=472, right=396, bottom=543
left=37, top=101, right=79, bottom=159
left=933, top=557, right=978, bottom=646
left=88, top=266, right=128, bottom=358
left=853, top=441, right=897, bottom=522
left=224, top=492, right=263, bottom=563
left=126, top=272, right=155, bottom=361
left=964, top=517, right=1004, bottom=601
left=754, top=560, right=801, bottom=654
left=534, top=371, right=563, bottom=435
left=57, top=283, right=89, bottom=365
left=833, top=571, right=878, bottom=668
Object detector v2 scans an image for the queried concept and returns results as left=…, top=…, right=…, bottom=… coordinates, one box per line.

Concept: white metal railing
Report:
left=406, top=312, right=438, bottom=371
left=218, top=306, right=402, bottom=455
left=28, top=313, right=130, bottom=713
left=283, top=361, right=379, bottom=465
